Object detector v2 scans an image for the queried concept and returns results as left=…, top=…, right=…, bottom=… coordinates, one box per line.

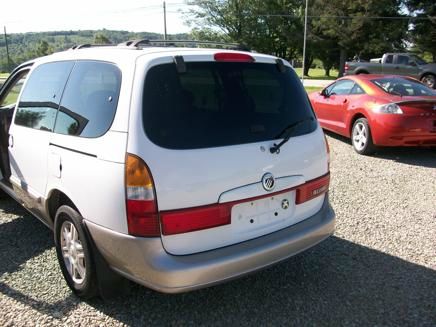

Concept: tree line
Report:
left=185, top=0, right=435, bottom=77
left=1, top=1, right=434, bottom=76
left=0, top=29, right=189, bottom=73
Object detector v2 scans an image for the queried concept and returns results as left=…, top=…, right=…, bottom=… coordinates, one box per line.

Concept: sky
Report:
left=0, top=0, right=193, bottom=34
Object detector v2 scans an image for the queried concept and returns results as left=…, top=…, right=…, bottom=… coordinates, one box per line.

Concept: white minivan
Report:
left=0, top=41, right=334, bottom=298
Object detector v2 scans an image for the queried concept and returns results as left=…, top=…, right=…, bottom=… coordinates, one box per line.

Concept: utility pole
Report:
left=301, top=0, right=308, bottom=84
left=4, top=26, right=11, bottom=72
left=163, top=1, right=167, bottom=41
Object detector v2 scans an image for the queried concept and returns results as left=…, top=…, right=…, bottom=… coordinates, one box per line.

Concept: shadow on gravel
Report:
left=87, top=237, right=436, bottom=326
left=0, top=198, right=80, bottom=316
left=0, top=199, right=51, bottom=277
left=1, top=198, right=435, bottom=325
left=324, top=130, right=436, bottom=168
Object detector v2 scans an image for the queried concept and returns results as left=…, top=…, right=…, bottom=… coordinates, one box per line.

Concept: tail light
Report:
left=125, top=154, right=160, bottom=237
left=344, top=63, right=349, bottom=71
left=161, top=204, right=231, bottom=236
left=296, top=173, right=330, bottom=204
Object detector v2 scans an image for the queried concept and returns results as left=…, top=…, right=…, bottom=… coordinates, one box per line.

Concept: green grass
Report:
left=304, top=86, right=323, bottom=94
left=0, top=73, right=9, bottom=79
left=294, top=67, right=338, bottom=80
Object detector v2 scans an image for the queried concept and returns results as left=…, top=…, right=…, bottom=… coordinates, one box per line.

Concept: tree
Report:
left=406, top=0, right=436, bottom=61
left=310, top=0, right=408, bottom=76
left=185, top=0, right=304, bottom=60
left=189, top=27, right=230, bottom=43
left=35, top=40, right=53, bottom=57
left=94, top=33, right=111, bottom=44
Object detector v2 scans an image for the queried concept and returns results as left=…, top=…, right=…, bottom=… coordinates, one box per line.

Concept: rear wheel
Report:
left=54, top=205, right=98, bottom=298
left=352, top=118, right=375, bottom=155
left=421, top=74, right=436, bottom=89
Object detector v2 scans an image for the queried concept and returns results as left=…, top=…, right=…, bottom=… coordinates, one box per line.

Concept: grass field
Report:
left=0, top=73, right=9, bottom=79
left=294, top=67, right=338, bottom=80
left=304, top=86, right=323, bottom=94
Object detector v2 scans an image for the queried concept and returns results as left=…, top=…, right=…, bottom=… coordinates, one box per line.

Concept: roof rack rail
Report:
left=69, top=44, right=114, bottom=50
left=118, top=39, right=250, bottom=51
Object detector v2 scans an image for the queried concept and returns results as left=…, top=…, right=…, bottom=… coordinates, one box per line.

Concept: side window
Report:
left=385, top=55, right=393, bottom=64
left=54, top=61, right=121, bottom=138
left=0, top=71, right=29, bottom=108
left=350, top=83, right=365, bottom=95
left=15, top=62, right=74, bottom=131
left=330, top=80, right=354, bottom=95
left=397, top=55, right=409, bottom=65
left=324, top=83, right=336, bottom=95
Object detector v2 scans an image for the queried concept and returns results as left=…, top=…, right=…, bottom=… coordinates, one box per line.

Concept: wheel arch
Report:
left=46, top=189, right=80, bottom=225
left=419, top=72, right=436, bottom=88
left=355, top=69, right=369, bottom=75
left=348, top=113, right=368, bottom=137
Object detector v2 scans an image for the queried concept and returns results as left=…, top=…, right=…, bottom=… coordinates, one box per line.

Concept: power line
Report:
left=256, top=14, right=434, bottom=20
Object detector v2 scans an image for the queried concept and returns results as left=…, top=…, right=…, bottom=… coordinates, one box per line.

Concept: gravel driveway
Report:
left=0, top=134, right=435, bottom=326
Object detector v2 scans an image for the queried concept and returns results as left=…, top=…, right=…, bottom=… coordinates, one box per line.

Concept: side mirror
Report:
left=409, top=61, right=417, bottom=67
left=320, top=89, right=329, bottom=97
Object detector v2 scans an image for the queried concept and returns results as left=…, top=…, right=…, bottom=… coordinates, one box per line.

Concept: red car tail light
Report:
left=125, top=154, right=160, bottom=237
left=161, top=203, right=231, bottom=236
left=214, top=52, right=255, bottom=62
left=296, top=173, right=330, bottom=204
left=345, top=64, right=349, bottom=71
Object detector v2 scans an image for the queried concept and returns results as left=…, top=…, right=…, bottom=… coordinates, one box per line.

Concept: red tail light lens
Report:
left=126, top=200, right=160, bottom=236
left=161, top=203, right=231, bottom=236
left=125, top=154, right=160, bottom=237
left=214, top=52, right=255, bottom=62
left=345, top=64, right=349, bottom=71
left=296, top=173, right=330, bottom=204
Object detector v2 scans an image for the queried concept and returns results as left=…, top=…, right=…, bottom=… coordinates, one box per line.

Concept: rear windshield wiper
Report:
left=270, top=117, right=315, bottom=154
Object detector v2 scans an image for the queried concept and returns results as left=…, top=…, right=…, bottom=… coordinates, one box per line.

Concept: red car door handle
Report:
left=343, top=98, right=348, bottom=103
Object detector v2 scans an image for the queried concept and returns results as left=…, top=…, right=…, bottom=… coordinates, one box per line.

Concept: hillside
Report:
left=0, top=29, right=190, bottom=72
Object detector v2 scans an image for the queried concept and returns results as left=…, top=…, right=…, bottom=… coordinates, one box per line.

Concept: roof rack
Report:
left=118, top=39, right=250, bottom=52
left=69, top=44, right=114, bottom=50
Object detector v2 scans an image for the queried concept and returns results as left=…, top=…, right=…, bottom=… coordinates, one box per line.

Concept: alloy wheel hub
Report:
left=60, top=221, right=86, bottom=284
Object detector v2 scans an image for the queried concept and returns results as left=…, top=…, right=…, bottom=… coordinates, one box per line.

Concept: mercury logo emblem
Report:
left=281, top=199, right=290, bottom=210
left=262, top=173, right=275, bottom=191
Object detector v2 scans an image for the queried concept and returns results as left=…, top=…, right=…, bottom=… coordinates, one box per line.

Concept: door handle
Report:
left=8, top=134, right=13, bottom=148
left=343, top=98, right=348, bottom=103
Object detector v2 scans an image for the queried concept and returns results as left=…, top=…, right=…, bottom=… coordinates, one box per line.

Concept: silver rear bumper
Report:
left=85, top=195, right=335, bottom=293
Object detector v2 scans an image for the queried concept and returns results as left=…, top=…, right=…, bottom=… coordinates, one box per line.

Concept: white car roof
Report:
left=31, top=45, right=283, bottom=67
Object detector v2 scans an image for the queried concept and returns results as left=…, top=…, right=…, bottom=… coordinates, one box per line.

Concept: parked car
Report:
left=309, top=75, right=436, bottom=155
left=0, top=41, right=334, bottom=298
left=344, top=53, right=436, bottom=89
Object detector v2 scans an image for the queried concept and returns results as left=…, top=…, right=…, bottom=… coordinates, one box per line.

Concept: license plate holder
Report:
left=231, top=191, right=296, bottom=233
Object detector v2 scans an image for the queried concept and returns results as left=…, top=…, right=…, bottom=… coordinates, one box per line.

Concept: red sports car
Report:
left=309, top=75, right=436, bottom=154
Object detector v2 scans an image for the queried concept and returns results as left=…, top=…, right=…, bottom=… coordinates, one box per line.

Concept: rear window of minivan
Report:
left=143, top=61, right=316, bottom=149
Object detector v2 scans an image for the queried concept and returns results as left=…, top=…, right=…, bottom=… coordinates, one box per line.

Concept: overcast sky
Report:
left=0, top=0, right=192, bottom=34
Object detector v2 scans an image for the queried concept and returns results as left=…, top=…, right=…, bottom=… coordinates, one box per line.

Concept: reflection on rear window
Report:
left=143, top=62, right=316, bottom=149
left=372, top=78, right=436, bottom=97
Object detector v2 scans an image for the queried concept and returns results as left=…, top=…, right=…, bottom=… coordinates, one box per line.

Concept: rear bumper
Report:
left=85, top=195, right=335, bottom=293
left=371, top=115, right=436, bottom=146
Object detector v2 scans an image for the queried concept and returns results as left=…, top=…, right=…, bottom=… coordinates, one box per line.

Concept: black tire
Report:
left=54, top=205, right=98, bottom=299
left=351, top=118, right=376, bottom=155
left=420, top=74, right=436, bottom=89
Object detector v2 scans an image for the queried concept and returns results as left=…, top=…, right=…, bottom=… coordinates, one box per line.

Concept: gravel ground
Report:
left=0, top=134, right=435, bottom=326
